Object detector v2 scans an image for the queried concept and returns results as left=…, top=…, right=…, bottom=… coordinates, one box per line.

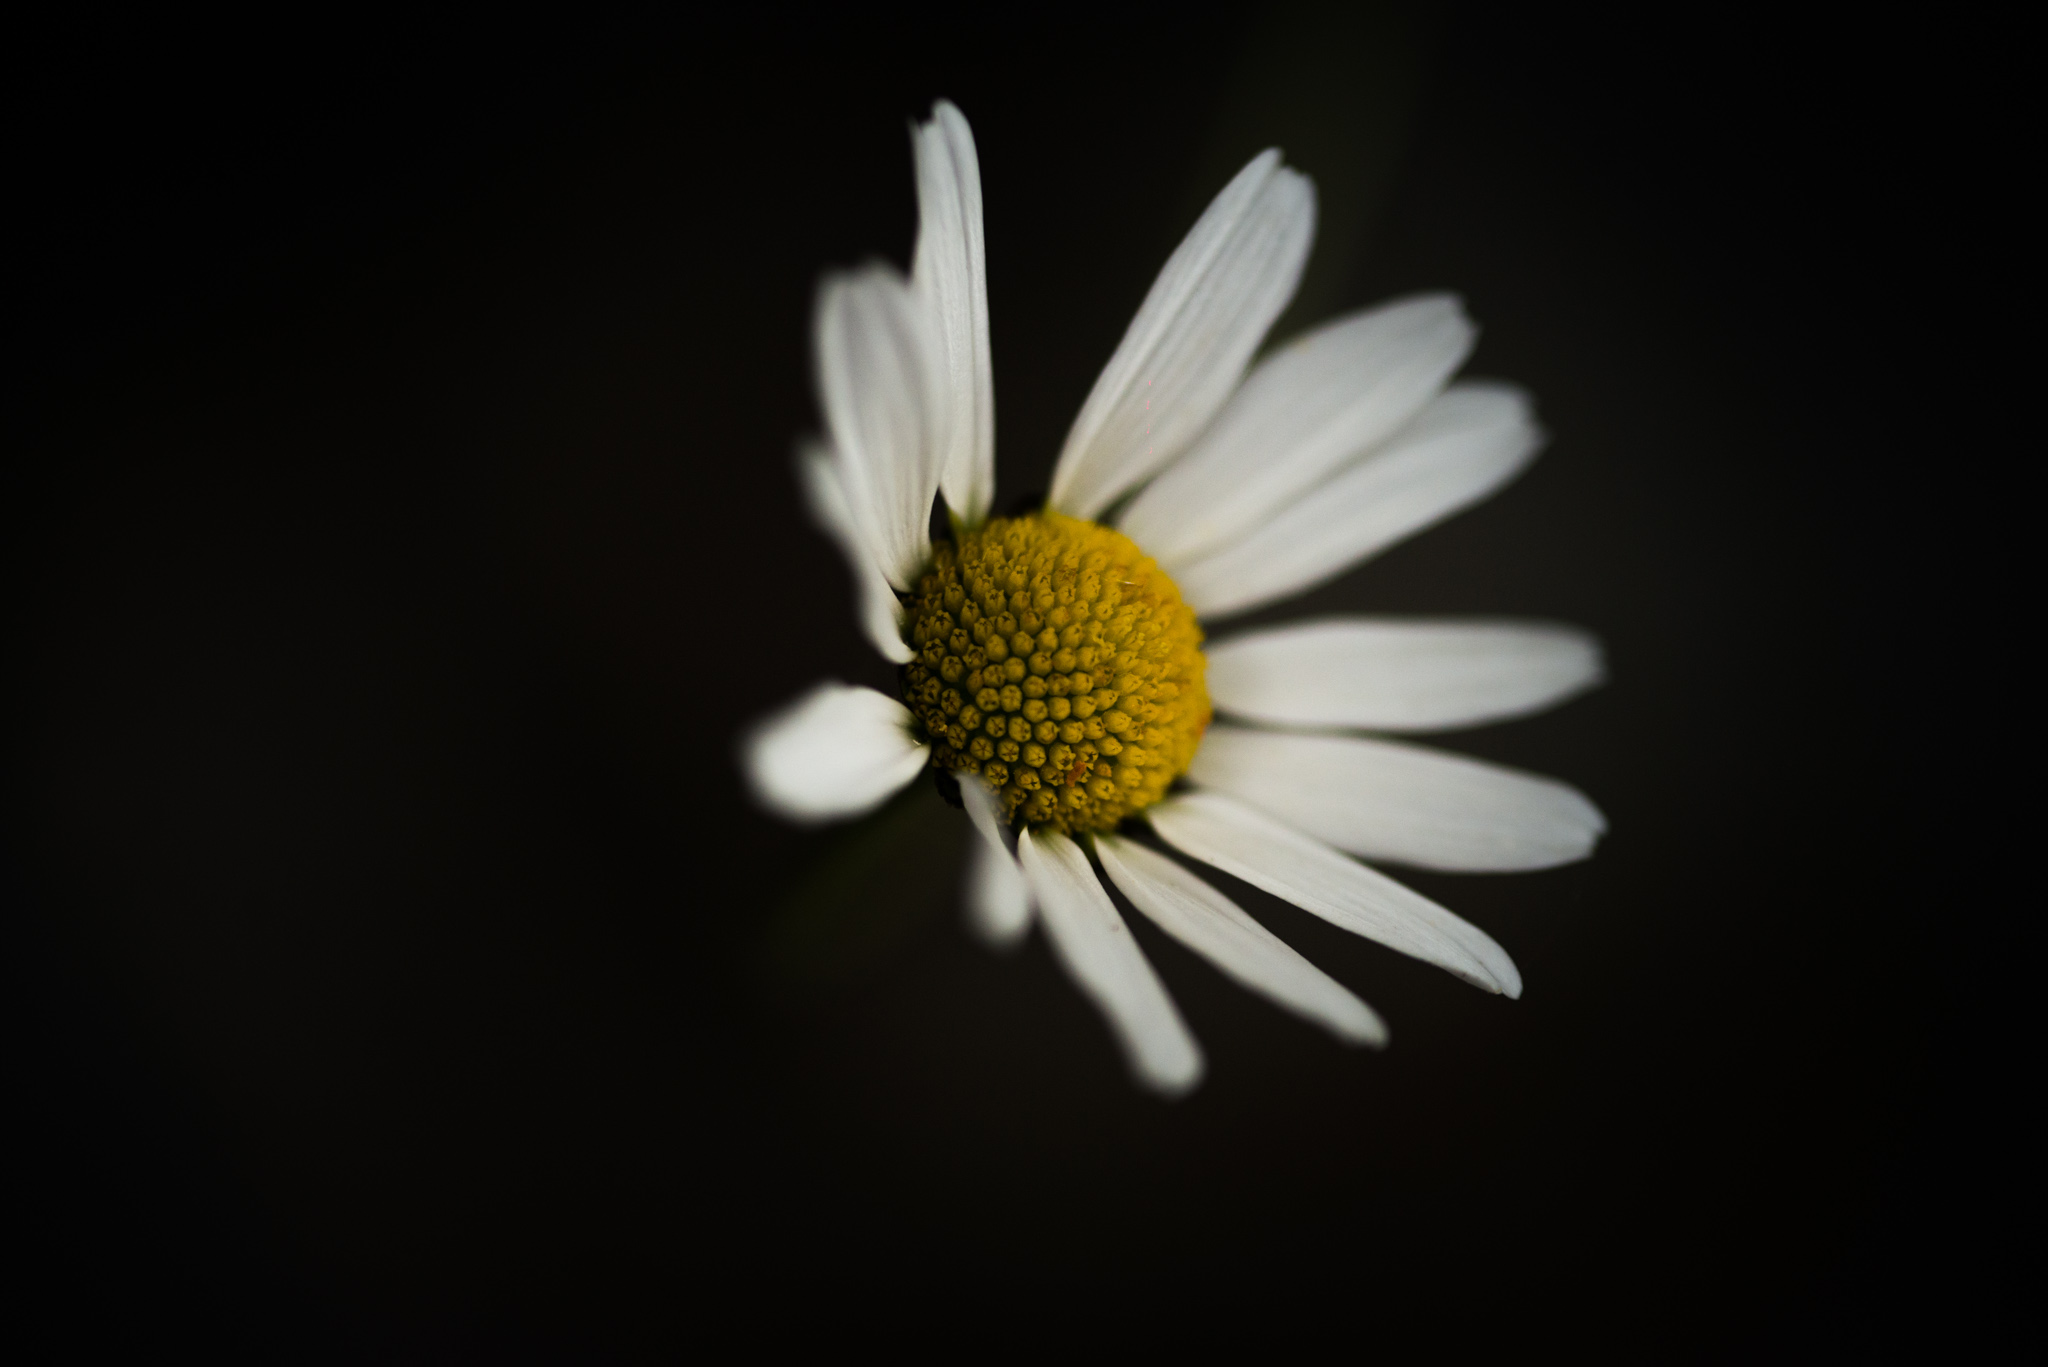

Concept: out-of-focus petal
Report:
left=814, top=264, right=941, bottom=590
left=796, top=442, right=912, bottom=664
left=958, top=772, right=1031, bottom=946
left=742, top=683, right=928, bottom=823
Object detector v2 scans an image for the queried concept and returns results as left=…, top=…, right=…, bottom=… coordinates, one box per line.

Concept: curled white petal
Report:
left=797, top=442, right=912, bottom=664
left=814, top=264, right=941, bottom=591
left=741, top=683, right=928, bottom=824
left=1206, top=616, right=1604, bottom=733
left=958, top=771, right=1031, bottom=946
left=1017, top=828, right=1204, bottom=1096
left=1048, top=149, right=1315, bottom=522
left=1121, top=294, right=1473, bottom=567
left=1148, top=791, right=1521, bottom=997
left=1174, top=381, right=1544, bottom=620
left=1096, top=835, right=1385, bottom=1047
left=911, top=100, right=995, bottom=527
left=1189, top=725, right=1606, bottom=873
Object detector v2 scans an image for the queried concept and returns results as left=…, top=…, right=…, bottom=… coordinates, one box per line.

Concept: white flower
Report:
left=743, top=101, right=1606, bottom=1096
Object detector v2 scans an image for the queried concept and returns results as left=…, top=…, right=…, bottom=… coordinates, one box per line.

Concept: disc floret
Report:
left=901, top=511, right=1209, bottom=834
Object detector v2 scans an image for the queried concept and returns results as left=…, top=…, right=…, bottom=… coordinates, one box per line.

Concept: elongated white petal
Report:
left=1096, top=835, right=1385, bottom=1046
left=1206, top=617, right=1603, bottom=733
left=1017, top=829, right=1203, bottom=1095
left=797, top=442, right=913, bottom=664
left=911, top=100, right=995, bottom=527
left=1148, top=792, right=1521, bottom=997
left=1189, top=725, right=1605, bottom=873
left=958, top=772, right=1031, bottom=946
left=1120, top=295, right=1473, bottom=566
left=814, top=264, right=940, bottom=591
left=742, top=683, right=929, bottom=823
left=1048, top=150, right=1315, bottom=522
left=1175, top=381, right=1544, bottom=619
left=965, top=829, right=1030, bottom=949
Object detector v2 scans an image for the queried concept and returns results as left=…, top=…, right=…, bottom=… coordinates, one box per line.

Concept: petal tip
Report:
left=1140, top=1053, right=1207, bottom=1099
left=966, top=910, right=1030, bottom=951
left=1336, top=1008, right=1391, bottom=1049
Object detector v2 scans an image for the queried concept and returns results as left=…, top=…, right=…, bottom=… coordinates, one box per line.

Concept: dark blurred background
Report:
left=3, top=4, right=2020, bottom=1358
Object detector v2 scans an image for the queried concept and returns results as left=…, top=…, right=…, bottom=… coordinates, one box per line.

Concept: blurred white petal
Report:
left=1121, top=294, right=1473, bottom=566
left=1206, top=617, right=1603, bottom=733
left=814, top=264, right=940, bottom=590
left=742, top=683, right=928, bottom=823
left=1175, top=381, right=1544, bottom=619
left=797, top=442, right=911, bottom=664
left=958, top=772, right=1030, bottom=946
left=911, top=100, right=995, bottom=527
left=1190, top=725, right=1606, bottom=872
left=1148, top=791, right=1521, bottom=997
left=1017, top=828, right=1204, bottom=1096
left=1048, top=150, right=1315, bottom=522
left=1096, top=834, right=1385, bottom=1046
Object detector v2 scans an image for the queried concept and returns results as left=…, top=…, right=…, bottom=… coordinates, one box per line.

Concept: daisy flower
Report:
left=744, top=101, right=1605, bottom=1095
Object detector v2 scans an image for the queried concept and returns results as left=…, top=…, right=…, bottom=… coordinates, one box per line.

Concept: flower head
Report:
left=744, top=100, right=1605, bottom=1095
left=903, top=510, right=1209, bottom=835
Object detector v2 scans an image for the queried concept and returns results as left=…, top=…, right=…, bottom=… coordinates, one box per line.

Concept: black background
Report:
left=4, top=5, right=2020, bottom=1358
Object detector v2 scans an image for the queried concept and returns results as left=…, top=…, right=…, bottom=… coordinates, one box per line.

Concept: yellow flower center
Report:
left=901, top=510, right=1209, bottom=835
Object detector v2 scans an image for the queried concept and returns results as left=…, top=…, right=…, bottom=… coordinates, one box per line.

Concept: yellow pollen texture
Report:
left=902, top=511, right=1209, bottom=835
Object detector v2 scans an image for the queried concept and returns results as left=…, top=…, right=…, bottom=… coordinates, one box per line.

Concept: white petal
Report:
left=1017, top=829, right=1204, bottom=1096
left=1120, top=295, right=1473, bottom=566
left=742, top=683, right=929, bottom=824
left=1096, top=835, right=1385, bottom=1046
left=1148, top=791, right=1521, bottom=997
left=1189, top=725, right=1606, bottom=873
left=814, top=264, right=940, bottom=591
left=797, top=442, right=913, bottom=664
left=1174, top=381, right=1544, bottom=619
left=911, top=100, right=996, bottom=527
left=1048, top=150, right=1315, bottom=522
left=957, top=771, right=1031, bottom=946
left=1206, top=617, right=1604, bottom=733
